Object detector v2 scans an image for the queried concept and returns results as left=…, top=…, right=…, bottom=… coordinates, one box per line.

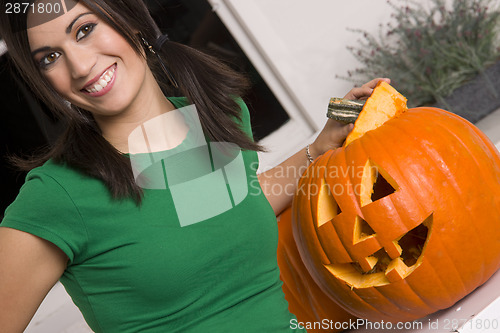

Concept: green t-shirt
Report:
left=1, top=98, right=305, bottom=332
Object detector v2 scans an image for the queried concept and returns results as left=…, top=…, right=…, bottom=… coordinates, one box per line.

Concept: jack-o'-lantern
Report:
left=292, top=82, right=500, bottom=322
left=277, top=207, right=355, bottom=332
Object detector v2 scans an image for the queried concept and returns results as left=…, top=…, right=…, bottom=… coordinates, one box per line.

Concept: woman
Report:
left=0, top=0, right=387, bottom=332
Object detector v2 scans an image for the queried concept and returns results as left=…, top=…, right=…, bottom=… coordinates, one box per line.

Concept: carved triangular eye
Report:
left=317, top=178, right=341, bottom=227
left=372, top=172, right=396, bottom=202
left=361, top=160, right=398, bottom=207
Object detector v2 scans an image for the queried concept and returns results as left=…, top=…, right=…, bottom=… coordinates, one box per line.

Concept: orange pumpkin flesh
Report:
left=345, top=81, right=407, bottom=146
left=292, top=83, right=500, bottom=322
left=277, top=208, right=355, bottom=332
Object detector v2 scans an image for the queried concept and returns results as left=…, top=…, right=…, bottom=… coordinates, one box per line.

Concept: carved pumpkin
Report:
left=277, top=207, right=355, bottom=332
left=292, top=82, right=500, bottom=322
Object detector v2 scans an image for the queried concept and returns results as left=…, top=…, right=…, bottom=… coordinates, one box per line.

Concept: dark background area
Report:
left=0, top=0, right=290, bottom=216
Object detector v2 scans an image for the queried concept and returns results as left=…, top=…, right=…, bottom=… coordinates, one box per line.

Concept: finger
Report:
left=350, top=86, right=374, bottom=100
left=362, top=77, right=391, bottom=89
left=334, top=122, right=354, bottom=136
left=334, top=123, right=355, bottom=142
left=343, top=78, right=391, bottom=100
left=325, top=117, right=346, bottom=129
left=351, top=78, right=391, bottom=99
left=345, top=123, right=354, bottom=134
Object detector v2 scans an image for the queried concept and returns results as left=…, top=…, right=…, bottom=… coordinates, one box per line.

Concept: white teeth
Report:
left=85, top=66, right=115, bottom=93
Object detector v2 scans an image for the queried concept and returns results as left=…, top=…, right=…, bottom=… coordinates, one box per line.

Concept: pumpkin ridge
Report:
left=365, top=119, right=471, bottom=303
left=395, top=279, right=438, bottom=313
left=466, top=120, right=500, bottom=166
left=297, top=192, right=330, bottom=264
left=408, top=113, right=492, bottom=228
left=376, top=216, right=438, bottom=315
left=400, top=265, right=447, bottom=314
left=332, top=134, right=443, bottom=315
left=388, top=111, right=485, bottom=295
left=375, top=284, right=435, bottom=319
left=323, top=271, right=397, bottom=319
left=344, top=135, right=376, bottom=214
left=355, top=128, right=460, bottom=303
left=344, top=129, right=438, bottom=279
left=297, top=152, right=399, bottom=320
left=428, top=110, right=500, bottom=206
left=306, top=151, right=338, bottom=264
left=360, top=126, right=430, bottom=228
left=415, top=107, right=498, bottom=163
left=426, top=115, right=500, bottom=284
left=291, top=85, right=500, bottom=322
left=415, top=248, right=460, bottom=308
left=357, top=281, right=417, bottom=317
left=327, top=149, right=366, bottom=261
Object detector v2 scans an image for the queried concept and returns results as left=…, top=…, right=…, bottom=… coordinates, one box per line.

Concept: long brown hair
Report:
left=0, top=0, right=262, bottom=203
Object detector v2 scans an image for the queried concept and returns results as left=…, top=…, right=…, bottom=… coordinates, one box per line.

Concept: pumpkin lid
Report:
left=345, top=81, right=408, bottom=146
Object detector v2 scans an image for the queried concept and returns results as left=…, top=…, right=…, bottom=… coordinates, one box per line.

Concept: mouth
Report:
left=324, top=213, right=432, bottom=289
left=81, top=63, right=117, bottom=97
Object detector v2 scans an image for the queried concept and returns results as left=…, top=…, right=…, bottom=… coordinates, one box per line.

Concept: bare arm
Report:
left=258, top=78, right=390, bottom=216
left=257, top=122, right=352, bottom=216
left=0, top=227, right=68, bottom=333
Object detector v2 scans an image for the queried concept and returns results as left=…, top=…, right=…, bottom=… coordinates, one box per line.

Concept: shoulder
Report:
left=26, top=159, right=86, bottom=183
left=6, top=159, right=110, bottom=219
left=2, top=160, right=90, bottom=263
left=31, top=157, right=97, bottom=180
left=7, top=160, right=88, bottom=215
left=20, top=159, right=101, bottom=197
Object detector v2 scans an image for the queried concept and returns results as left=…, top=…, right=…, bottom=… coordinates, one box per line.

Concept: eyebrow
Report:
left=31, top=12, right=94, bottom=57
left=66, top=12, right=93, bottom=34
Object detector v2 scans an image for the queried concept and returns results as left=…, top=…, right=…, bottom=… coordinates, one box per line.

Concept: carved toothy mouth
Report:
left=324, top=214, right=432, bottom=288
left=314, top=159, right=433, bottom=289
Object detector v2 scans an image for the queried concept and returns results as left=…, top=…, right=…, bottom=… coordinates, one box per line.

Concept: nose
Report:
left=64, top=46, right=96, bottom=81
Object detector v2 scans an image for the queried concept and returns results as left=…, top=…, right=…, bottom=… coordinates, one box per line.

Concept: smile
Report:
left=82, top=64, right=117, bottom=96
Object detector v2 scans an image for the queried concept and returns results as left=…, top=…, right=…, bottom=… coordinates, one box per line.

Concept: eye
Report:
left=39, top=52, right=61, bottom=69
left=76, top=23, right=96, bottom=41
left=360, top=160, right=398, bottom=207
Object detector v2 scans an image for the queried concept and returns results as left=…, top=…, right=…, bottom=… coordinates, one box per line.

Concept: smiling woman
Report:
left=1, top=0, right=262, bottom=201
left=27, top=7, right=155, bottom=122
left=0, top=0, right=382, bottom=332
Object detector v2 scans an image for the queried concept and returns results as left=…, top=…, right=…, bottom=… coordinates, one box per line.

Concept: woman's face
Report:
left=27, top=2, right=150, bottom=117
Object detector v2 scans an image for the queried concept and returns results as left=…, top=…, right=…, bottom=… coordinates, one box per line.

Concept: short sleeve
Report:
left=235, top=97, right=255, bottom=141
left=1, top=170, right=88, bottom=264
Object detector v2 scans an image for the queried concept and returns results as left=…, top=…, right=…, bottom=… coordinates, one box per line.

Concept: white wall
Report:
left=214, top=0, right=400, bottom=169
left=222, top=0, right=395, bottom=130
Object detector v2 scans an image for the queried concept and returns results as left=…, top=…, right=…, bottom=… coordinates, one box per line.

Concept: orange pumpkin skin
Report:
left=277, top=207, right=355, bottom=332
left=292, top=107, right=500, bottom=322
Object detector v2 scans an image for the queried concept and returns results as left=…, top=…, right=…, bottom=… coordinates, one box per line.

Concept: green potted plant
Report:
left=342, top=0, right=500, bottom=123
